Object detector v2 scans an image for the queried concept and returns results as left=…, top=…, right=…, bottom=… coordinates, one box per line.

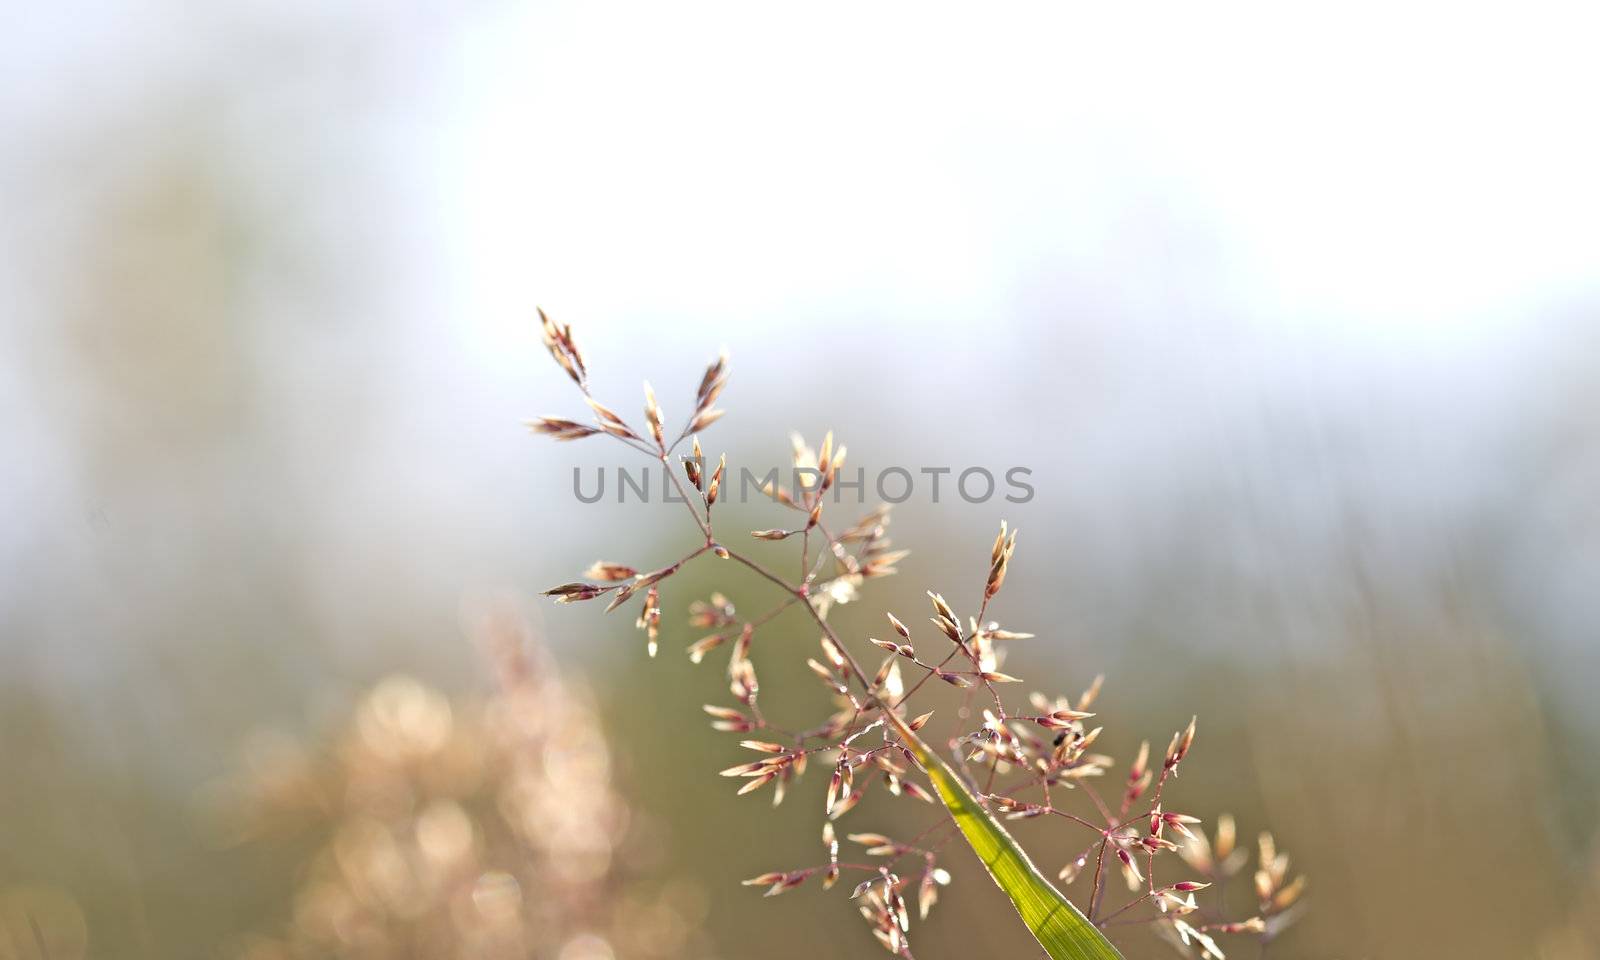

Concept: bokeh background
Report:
left=3, top=2, right=1599, bottom=958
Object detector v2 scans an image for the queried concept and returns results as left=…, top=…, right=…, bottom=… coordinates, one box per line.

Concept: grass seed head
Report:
left=530, top=320, right=1306, bottom=958
left=642, top=381, right=665, bottom=448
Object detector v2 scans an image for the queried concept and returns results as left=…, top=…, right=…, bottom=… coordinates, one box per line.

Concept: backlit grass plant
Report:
left=532, top=310, right=1306, bottom=959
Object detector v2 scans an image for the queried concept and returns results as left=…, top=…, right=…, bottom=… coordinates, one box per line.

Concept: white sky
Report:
left=2, top=0, right=1597, bottom=700
left=444, top=0, right=1600, bottom=371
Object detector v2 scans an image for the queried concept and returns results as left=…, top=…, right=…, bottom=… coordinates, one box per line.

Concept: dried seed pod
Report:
left=1173, top=920, right=1225, bottom=958
left=871, top=753, right=907, bottom=777
left=1166, top=716, right=1197, bottom=769
left=790, top=432, right=817, bottom=473
left=807, top=658, right=847, bottom=695
left=632, top=564, right=679, bottom=590
left=685, top=436, right=704, bottom=489
left=829, top=785, right=864, bottom=820
left=872, top=655, right=896, bottom=689
left=537, top=307, right=585, bottom=386
left=687, top=591, right=733, bottom=627
left=696, top=349, right=728, bottom=402
left=1273, top=875, right=1308, bottom=909
left=1255, top=867, right=1274, bottom=903
left=527, top=417, right=601, bottom=441
left=1258, top=831, right=1286, bottom=885
left=585, top=396, right=640, bottom=441
left=879, top=660, right=904, bottom=699
left=635, top=587, right=661, bottom=657
left=888, top=884, right=910, bottom=933
left=1075, top=675, right=1100, bottom=713
left=1216, top=813, right=1237, bottom=860
left=703, top=704, right=752, bottom=732
left=985, top=521, right=1019, bottom=600
left=643, top=381, right=665, bottom=447
left=1117, top=847, right=1143, bottom=885
left=728, top=623, right=755, bottom=676
left=1162, top=811, right=1203, bottom=842
left=737, top=772, right=776, bottom=795
left=818, top=633, right=847, bottom=669
left=973, top=631, right=997, bottom=673
left=729, top=658, right=758, bottom=703
left=687, top=632, right=728, bottom=664
left=883, top=771, right=902, bottom=796
left=692, top=348, right=729, bottom=429
left=1033, top=715, right=1082, bottom=730
left=1129, top=739, right=1150, bottom=782
left=689, top=407, right=726, bottom=433
left=860, top=549, right=909, bottom=578
left=823, top=821, right=840, bottom=889
left=706, top=454, right=726, bottom=507
left=918, top=871, right=938, bottom=919
left=931, top=616, right=963, bottom=644
left=583, top=561, right=637, bottom=582
left=719, top=760, right=769, bottom=777
left=740, top=740, right=787, bottom=754
left=847, top=832, right=897, bottom=853
left=542, top=582, right=606, bottom=603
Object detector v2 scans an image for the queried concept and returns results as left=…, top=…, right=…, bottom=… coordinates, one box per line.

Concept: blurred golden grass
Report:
left=208, top=601, right=710, bottom=960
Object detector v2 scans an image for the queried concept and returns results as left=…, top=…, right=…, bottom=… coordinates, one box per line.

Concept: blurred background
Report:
left=3, top=2, right=1599, bottom=957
